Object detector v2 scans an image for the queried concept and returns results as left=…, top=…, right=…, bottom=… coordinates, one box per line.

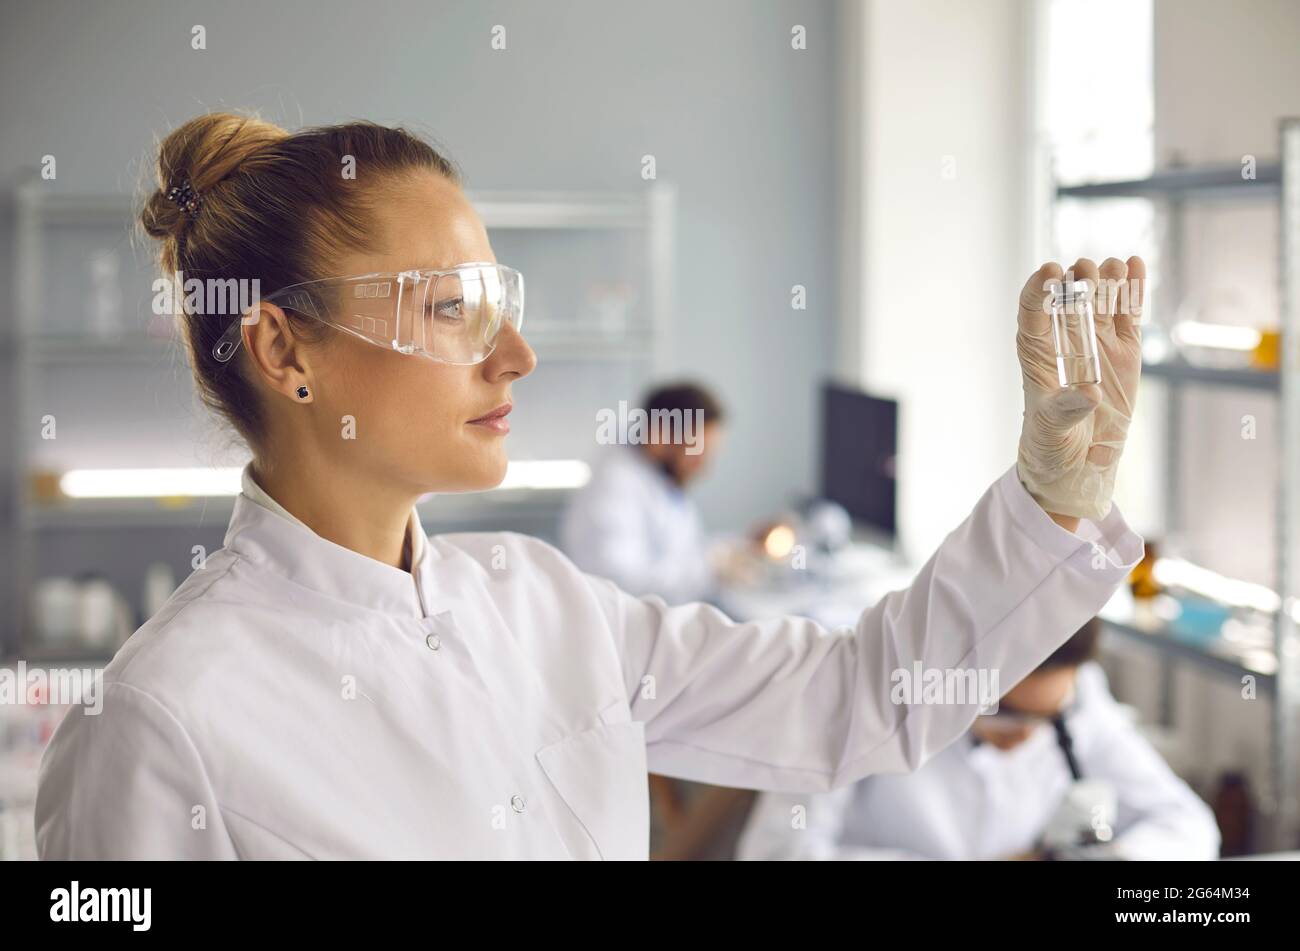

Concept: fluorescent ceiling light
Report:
left=60, top=467, right=242, bottom=498
left=1171, top=321, right=1262, bottom=352
left=59, top=460, right=591, bottom=499
left=495, top=459, right=591, bottom=490
left=1153, top=557, right=1279, bottom=614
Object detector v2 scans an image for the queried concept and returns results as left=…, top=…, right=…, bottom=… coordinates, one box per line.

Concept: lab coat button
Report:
left=425, top=633, right=441, bottom=652
left=510, top=794, right=526, bottom=813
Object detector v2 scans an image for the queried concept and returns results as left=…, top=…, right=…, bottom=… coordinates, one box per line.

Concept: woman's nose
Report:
left=485, top=320, right=536, bottom=379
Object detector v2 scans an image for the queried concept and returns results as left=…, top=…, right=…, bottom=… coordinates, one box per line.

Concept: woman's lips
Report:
left=467, top=403, right=512, bottom=434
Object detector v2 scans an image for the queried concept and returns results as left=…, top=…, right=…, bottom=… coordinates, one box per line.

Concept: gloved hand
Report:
left=1016, top=256, right=1144, bottom=522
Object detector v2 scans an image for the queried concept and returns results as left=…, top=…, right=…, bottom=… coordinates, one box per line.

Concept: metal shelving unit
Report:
left=1054, top=119, right=1300, bottom=849
left=1141, top=358, right=1279, bottom=391
left=6, top=183, right=677, bottom=661
left=1100, top=604, right=1277, bottom=688
left=1056, top=161, right=1282, bottom=200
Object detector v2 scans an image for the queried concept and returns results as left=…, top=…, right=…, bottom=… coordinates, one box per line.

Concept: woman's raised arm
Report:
left=587, top=257, right=1146, bottom=794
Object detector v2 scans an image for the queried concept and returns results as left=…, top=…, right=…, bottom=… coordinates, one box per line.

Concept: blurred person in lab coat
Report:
left=736, top=618, right=1221, bottom=861
left=36, top=112, right=1148, bottom=860
left=560, top=382, right=727, bottom=848
left=559, top=382, right=724, bottom=607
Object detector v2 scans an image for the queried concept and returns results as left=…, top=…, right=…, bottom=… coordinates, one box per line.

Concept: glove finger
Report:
left=1069, top=257, right=1099, bottom=284
left=1095, top=257, right=1128, bottom=338
left=1018, top=261, right=1064, bottom=336
left=1115, top=255, right=1145, bottom=343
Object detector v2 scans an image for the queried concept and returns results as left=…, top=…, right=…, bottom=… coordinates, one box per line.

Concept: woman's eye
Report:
left=430, top=297, right=465, bottom=322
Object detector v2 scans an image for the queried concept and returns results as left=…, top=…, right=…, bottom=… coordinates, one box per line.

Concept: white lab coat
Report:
left=35, top=463, right=1141, bottom=860
left=559, top=444, right=714, bottom=605
left=736, top=662, right=1220, bottom=861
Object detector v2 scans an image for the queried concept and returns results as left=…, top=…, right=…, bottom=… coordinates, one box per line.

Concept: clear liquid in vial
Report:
left=1056, top=353, right=1101, bottom=387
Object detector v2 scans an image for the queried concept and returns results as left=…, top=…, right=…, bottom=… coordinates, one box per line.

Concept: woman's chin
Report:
left=481, top=463, right=509, bottom=490
left=419, top=441, right=509, bottom=493
left=459, top=456, right=510, bottom=492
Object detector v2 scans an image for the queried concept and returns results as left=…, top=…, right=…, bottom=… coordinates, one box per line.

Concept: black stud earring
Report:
left=296, top=385, right=310, bottom=400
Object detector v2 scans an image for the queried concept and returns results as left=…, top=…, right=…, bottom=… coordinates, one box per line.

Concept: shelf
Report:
left=1099, top=608, right=1277, bottom=691
left=15, top=189, right=134, bottom=221
left=25, top=334, right=181, bottom=366
left=12, top=185, right=675, bottom=373
left=4, top=645, right=119, bottom=666
left=1056, top=162, right=1281, bottom=200
left=24, top=496, right=238, bottom=531
left=1142, top=358, right=1279, bottom=391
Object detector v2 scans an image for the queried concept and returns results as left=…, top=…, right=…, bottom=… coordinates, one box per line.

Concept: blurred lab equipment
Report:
left=797, top=497, right=853, bottom=555
left=87, top=247, right=122, bottom=338
left=0, top=673, right=76, bottom=860
left=30, top=574, right=133, bottom=654
left=1128, top=541, right=1162, bottom=600
left=1041, top=778, right=1120, bottom=860
left=715, top=382, right=910, bottom=630
left=820, top=384, right=897, bottom=542
left=142, top=561, right=177, bottom=620
left=1212, top=771, right=1256, bottom=857
left=31, top=578, right=81, bottom=645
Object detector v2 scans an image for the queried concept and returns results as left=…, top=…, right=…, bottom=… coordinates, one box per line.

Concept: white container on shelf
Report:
left=87, top=247, right=122, bottom=338
left=31, top=577, right=80, bottom=644
left=78, top=579, right=130, bottom=650
left=142, top=562, right=177, bottom=620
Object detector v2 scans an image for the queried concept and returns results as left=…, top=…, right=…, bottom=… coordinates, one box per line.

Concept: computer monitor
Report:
left=820, top=383, right=898, bottom=540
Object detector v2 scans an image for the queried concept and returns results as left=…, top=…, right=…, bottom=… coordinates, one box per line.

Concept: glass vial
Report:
left=1050, top=280, right=1102, bottom=387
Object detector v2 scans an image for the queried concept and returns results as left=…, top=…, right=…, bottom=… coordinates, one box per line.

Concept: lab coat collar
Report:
left=239, top=463, right=428, bottom=565
left=225, top=464, right=432, bottom=618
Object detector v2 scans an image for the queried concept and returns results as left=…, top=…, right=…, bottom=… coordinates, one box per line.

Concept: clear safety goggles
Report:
left=212, top=262, right=524, bottom=366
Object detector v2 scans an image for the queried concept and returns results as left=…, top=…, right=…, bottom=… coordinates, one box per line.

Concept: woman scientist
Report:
left=35, top=113, right=1145, bottom=860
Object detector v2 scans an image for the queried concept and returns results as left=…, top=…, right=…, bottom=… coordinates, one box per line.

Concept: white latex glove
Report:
left=1016, top=257, right=1144, bottom=522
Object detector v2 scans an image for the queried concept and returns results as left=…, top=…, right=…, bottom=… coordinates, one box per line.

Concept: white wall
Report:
left=837, top=0, right=1033, bottom=562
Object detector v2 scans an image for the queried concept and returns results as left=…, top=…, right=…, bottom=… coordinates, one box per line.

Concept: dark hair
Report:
left=139, top=111, right=461, bottom=451
left=642, top=381, right=726, bottom=426
left=1039, top=616, right=1102, bottom=670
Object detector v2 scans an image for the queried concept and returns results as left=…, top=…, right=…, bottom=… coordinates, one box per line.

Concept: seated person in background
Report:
left=559, top=381, right=725, bottom=607
left=736, top=618, right=1221, bottom=861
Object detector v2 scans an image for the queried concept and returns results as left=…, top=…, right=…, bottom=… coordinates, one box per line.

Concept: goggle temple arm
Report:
left=212, top=314, right=250, bottom=363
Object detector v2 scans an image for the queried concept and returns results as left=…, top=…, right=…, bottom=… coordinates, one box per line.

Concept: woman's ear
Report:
left=242, top=302, right=313, bottom=402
